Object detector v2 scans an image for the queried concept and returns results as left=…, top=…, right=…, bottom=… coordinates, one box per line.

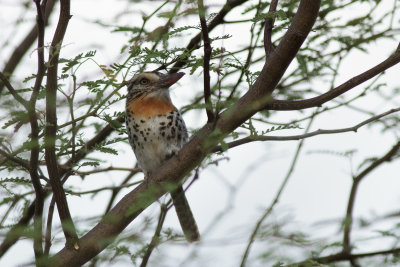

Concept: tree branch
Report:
left=44, top=196, right=56, bottom=256
left=67, top=181, right=142, bottom=196
left=286, top=247, right=400, bottom=266
left=198, top=0, right=215, bottom=122
left=342, top=140, right=400, bottom=254
left=0, top=148, right=30, bottom=170
left=73, top=166, right=140, bottom=176
left=29, top=0, right=48, bottom=260
left=213, top=107, right=400, bottom=152
left=0, top=71, right=28, bottom=108
left=264, top=42, right=400, bottom=110
left=44, top=0, right=78, bottom=249
left=139, top=205, right=168, bottom=267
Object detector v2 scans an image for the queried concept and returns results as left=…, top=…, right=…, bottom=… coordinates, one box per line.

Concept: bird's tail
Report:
left=170, top=186, right=200, bottom=242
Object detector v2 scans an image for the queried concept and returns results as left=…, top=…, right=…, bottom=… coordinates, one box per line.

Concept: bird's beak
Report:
left=157, top=72, right=185, bottom=88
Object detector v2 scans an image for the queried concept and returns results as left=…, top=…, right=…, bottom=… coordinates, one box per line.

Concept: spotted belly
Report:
left=125, top=110, right=188, bottom=174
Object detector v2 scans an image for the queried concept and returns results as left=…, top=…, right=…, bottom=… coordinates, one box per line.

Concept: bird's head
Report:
left=126, top=71, right=185, bottom=102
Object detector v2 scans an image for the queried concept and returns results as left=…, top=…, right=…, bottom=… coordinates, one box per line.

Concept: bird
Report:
left=125, top=71, right=200, bottom=242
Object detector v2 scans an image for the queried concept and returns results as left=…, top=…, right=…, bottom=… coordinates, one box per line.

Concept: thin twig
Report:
left=67, top=181, right=142, bottom=196
left=0, top=148, right=30, bottom=170
left=139, top=205, right=168, bottom=267
left=74, top=167, right=140, bottom=176
left=104, top=167, right=140, bottom=214
left=0, top=71, right=28, bottom=108
left=214, top=107, right=400, bottom=153
left=44, top=196, right=56, bottom=256
left=285, top=246, right=400, bottom=266
left=342, top=140, right=400, bottom=254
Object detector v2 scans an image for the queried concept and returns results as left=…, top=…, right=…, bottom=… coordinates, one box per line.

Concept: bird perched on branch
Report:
left=125, top=71, right=200, bottom=242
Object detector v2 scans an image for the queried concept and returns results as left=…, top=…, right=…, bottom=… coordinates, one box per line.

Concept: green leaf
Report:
left=0, top=177, right=31, bottom=185
left=61, top=50, right=96, bottom=73
left=81, top=161, right=100, bottom=167
left=95, top=146, right=118, bottom=155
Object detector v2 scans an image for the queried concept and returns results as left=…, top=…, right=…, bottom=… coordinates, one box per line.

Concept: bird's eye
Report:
left=140, top=78, right=149, bottom=85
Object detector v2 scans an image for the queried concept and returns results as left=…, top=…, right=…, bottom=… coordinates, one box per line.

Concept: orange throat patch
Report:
left=127, top=97, right=176, bottom=117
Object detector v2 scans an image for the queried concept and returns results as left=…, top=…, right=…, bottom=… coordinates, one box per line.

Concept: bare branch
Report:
left=0, top=71, right=28, bottom=108
left=73, top=167, right=140, bottom=176
left=265, top=43, right=400, bottom=110
left=44, top=0, right=78, bottom=249
left=213, top=107, right=400, bottom=152
left=198, top=0, right=214, bottom=122
left=343, top=140, right=400, bottom=254
left=140, top=205, right=168, bottom=267
left=286, top=247, right=400, bottom=266
left=67, top=181, right=142, bottom=196
left=44, top=196, right=56, bottom=256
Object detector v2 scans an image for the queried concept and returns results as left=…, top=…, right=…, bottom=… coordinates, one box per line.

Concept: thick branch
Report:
left=44, top=0, right=78, bottom=248
left=53, top=1, right=321, bottom=265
